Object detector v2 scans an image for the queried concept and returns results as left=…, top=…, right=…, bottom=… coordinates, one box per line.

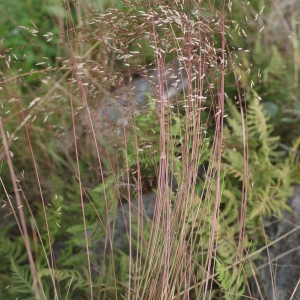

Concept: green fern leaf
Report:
left=9, top=257, right=34, bottom=295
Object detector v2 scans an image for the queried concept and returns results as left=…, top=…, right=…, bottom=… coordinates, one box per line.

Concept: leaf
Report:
left=9, top=257, right=34, bottom=295
left=215, top=257, right=245, bottom=299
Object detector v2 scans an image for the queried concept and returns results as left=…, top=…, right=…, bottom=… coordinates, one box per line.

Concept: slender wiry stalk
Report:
left=0, top=119, right=45, bottom=300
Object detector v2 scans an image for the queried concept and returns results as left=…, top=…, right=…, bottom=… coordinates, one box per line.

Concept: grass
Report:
left=0, top=0, right=299, bottom=299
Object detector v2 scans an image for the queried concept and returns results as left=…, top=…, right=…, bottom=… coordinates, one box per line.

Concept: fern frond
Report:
left=215, top=257, right=246, bottom=299
left=9, top=257, right=34, bottom=295
left=39, top=267, right=90, bottom=291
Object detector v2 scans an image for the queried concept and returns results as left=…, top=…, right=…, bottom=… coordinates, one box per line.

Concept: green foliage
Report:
left=119, top=91, right=297, bottom=298
left=1, top=0, right=299, bottom=299
left=0, top=186, right=127, bottom=299
left=122, top=100, right=160, bottom=175
left=0, top=0, right=61, bottom=73
left=223, top=94, right=294, bottom=220
left=9, top=257, right=34, bottom=297
left=0, top=234, right=34, bottom=298
left=122, top=92, right=297, bottom=298
left=208, top=94, right=295, bottom=297
left=39, top=267, right=91, bottom=293
left=223, top=1, right=300, bottom=145
left=215, top=257, right=245, bottom=299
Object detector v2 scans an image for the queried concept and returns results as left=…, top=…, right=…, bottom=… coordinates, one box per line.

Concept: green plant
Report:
left=0, top=0, right=300, bottom=299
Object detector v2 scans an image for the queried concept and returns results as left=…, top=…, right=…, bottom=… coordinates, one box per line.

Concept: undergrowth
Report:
left=0, top=0, right=299, bottom=299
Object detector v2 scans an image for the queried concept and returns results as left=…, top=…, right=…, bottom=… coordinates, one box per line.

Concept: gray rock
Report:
left=254, top=185, right=300, bottom=299
left=92, top=192, right=156, bottom=258
left=59, top=59, right=189, bottom=149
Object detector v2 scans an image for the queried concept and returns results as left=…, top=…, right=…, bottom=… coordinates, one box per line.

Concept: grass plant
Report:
left=0, top=0, right=299, bottom=299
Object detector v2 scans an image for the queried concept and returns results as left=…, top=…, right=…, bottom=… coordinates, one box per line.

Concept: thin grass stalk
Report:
left=127, top=79, right=146, bottom=298
left=225, top=30, right=250, bottom=298
left=18, top=182, right=67, bottom=299
left=19, top=101, right=60, bottom=299
left=289, top=277, right=300, bottom=300
left=203, top=13, right=226, bottom=300
left=0, top=118, right=45, bottom=300
left=65, top=3, right=131, bottom=299
left=64, top=4, right=93, bottom=298
left=261, top=213, right=276, bottom=299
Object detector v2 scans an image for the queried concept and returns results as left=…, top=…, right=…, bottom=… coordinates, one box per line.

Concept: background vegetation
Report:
left=0, top=0, right=299, bottom=299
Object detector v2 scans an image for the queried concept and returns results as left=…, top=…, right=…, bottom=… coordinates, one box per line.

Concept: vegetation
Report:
left=0, top=0, right=299, bottom=299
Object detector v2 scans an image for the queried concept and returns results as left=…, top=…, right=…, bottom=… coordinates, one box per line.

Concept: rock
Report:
left=253, top=185, right=300, bottom=299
